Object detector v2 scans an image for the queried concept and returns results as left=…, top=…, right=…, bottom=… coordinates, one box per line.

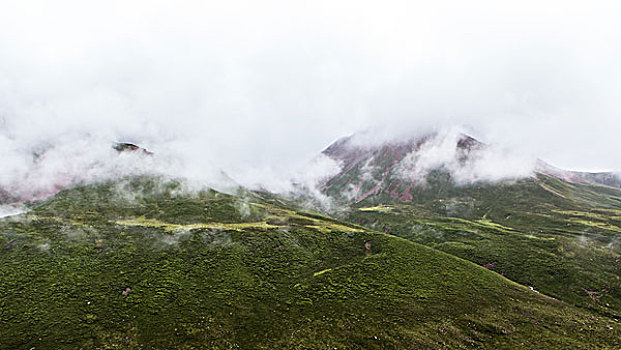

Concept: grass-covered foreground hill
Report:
left=1, top=177, right=619, bottom=349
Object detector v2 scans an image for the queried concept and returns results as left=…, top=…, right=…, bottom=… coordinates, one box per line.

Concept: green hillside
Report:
left=334, top=170, right=621, bottom=319
left=1, top=176, right=619, bottom=349
left=321, top=133, right=621, bottom=322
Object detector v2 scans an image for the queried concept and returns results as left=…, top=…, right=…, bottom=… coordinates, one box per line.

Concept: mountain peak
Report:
left=321, top=129, right=501, bottom=203
left=323, top=129, right=483, bottom=171
left=321, top=128, right=621, bottom=204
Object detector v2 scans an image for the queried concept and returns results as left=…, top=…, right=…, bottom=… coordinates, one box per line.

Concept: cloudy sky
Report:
left=1, top=0, right=620, bottom=191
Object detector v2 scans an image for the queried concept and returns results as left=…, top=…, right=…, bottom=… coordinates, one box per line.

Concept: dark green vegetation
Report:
left=336, top=171, right=621, bottom=320
left=2, top=176, right=620, bottom=349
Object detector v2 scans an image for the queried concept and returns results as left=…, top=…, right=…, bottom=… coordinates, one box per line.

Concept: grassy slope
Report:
left=1, top=177, right=619, bottom=349
left=344, top=173, right=621, bottom=320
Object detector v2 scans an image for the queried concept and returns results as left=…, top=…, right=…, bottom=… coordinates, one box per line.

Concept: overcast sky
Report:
left=1, top=0, right=621, bottom=191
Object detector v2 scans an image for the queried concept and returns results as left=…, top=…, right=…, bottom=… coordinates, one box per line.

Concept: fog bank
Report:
left=1, top=0, right=620, bottom=196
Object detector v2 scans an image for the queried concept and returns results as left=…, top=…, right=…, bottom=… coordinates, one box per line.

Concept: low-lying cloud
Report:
left=0, top=205, right=27, bottom=219
left=396, top=127, right=537, bottom=184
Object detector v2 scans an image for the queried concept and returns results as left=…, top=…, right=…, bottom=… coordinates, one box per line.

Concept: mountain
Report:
left=0, top=142, right=157, bottom=205
left=321, top=130, right=621, bottom=204
left=2, top=176, right=620, bottom=349
left=321, top=130, right=621, bottom=319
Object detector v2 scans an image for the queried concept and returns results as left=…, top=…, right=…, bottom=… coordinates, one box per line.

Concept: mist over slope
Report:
left=2, top=124, right=619, bottom=212
left=321, top=127, right=621, bottom=204
left=0, top=126, right=344, bottom=207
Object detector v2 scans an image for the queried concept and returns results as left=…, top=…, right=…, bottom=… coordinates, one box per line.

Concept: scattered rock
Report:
left=113, top=142, right=153, bottom=155
left=482, top=262, right=496, bottom=269
left=2, top=240, right=16, bottom=251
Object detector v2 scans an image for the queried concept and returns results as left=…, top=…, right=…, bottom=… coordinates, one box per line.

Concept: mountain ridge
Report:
left=321, top=130, right=621, bottom=204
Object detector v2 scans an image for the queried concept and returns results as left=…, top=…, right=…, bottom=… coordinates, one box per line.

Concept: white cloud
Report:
left=0, top=0, right=620, bottom=197
left=0, top=205, right=26, bottom=219
left=396, top=127, right=537, bottom=184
